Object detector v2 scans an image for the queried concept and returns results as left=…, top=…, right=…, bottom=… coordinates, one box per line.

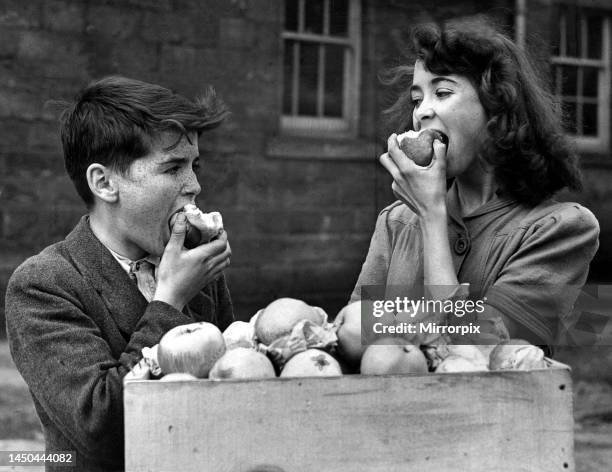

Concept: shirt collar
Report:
left=447, top=179, right=517, bottom=222
left=105, top=246, right=160, bottom=276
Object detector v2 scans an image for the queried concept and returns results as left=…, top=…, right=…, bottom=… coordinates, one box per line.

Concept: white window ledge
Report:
left=266, top=135, right=379, bottom=161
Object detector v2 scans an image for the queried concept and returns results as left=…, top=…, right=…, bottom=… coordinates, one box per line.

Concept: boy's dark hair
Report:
left=60, top=76, right=229, bottom=207
left=383, top=18, right=582, bottom=206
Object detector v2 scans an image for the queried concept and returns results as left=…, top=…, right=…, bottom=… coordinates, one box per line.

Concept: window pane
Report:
left=285, top=0, right=298, bottom=32
left=304, top=0, right=324, bottom=34
left=583, top=103, right=598, bottom=136
left=565, top=7, right=581, bottom=57
left=583, top=66, right=599, bottom=98
left=283, top=40, right=296, bottom=114
left=329, top=0, right=349, bottom=36
left=560, top=65, right=578, bottom=96
left=298, top=43, right=319, bottom=115
left=587, top=15, right=603, bottom=59
left=563, top=101, right=578, bottom=134
left=552, top=65, right=562, bottom=96
left=324, top=45, right=345, bottom=116
left=551, top=7, right=561, bottom=56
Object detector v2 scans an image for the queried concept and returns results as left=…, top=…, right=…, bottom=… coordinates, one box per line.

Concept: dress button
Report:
left=454, top=236, right=469, bottom=255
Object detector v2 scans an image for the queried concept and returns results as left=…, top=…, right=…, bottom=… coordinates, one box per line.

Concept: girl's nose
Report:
left=414, top=100, right=435, bottom=123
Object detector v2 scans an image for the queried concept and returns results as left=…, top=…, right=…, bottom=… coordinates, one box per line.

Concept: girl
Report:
left=351, top=19, right=600, bottom=351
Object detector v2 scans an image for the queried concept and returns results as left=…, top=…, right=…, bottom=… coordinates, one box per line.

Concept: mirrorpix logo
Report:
left=359, top=284, right=485, bottom=343
left=560, top=285, right=612, bottom=347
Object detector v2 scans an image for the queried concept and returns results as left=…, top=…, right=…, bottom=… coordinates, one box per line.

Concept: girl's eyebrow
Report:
left=431, top=76, right=458, bottom=85
left=410, top=76, right=459, bottom=95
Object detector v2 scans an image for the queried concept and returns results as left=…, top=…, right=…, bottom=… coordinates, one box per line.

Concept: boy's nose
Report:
left=184, top=172, right=201, bottom=196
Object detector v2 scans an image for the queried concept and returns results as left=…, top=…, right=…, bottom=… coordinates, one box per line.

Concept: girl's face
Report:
left=410, top=60, right=488, bottom=178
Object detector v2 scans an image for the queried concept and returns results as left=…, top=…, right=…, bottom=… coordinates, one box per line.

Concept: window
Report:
left=282, top=0, right=361, bottom=136
left=551, top=6, right=611, bottom=152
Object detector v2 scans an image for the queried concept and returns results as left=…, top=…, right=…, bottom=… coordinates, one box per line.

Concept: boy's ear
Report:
left=86, top=164, right=119, bottom=204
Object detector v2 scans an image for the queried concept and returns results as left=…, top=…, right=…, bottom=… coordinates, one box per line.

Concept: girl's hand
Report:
left=379, top=133, right=448, bottom=219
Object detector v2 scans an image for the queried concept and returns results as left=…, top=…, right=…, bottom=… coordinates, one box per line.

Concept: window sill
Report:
left=579, top=152, right=612, bottom=168
left=265, top=135, right=379, bottom=161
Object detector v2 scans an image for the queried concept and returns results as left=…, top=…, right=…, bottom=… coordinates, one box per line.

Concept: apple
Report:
left=223, top=320, right=256, bottom=350
left=157, top=322, right=226, bottom=378
left=280, top=349, right=342, bottom=378
left=436, top=355, right=484, bottom=373
left=334, top=301, right=367, bottom=367
left=445, top=344, right=489, bottom=369
left=360, top=338, right=428, bottom=375
left=489, top=339, right=547, bottom=370
left=159, top=372, right=198, bottom=382
left=397, top=129, right=447, bottom=166
left=168, top=204, right=224, bottom=249
left=209, top=347, right=276, bottom=380
left=254, top=298, right=324, bottom=345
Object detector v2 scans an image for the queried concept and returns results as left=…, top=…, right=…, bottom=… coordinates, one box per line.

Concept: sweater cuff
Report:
left=485, top=287, right=554, bottom=345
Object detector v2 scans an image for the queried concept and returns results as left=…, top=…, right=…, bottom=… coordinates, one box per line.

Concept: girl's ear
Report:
left=86, top=164, right=119, bottom=204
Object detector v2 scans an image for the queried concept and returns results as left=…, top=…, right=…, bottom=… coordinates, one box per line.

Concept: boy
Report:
left=5, top=76, right=234, bottom=471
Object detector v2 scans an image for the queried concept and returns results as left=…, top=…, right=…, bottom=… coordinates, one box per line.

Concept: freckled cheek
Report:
left=126, top=192, right=172, bottom=229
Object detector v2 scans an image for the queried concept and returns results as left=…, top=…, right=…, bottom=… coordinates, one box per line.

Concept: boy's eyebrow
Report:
left=156, top=155, right=199, bottom=166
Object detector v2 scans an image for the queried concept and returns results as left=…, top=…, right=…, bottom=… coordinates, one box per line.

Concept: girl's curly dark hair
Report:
left=383, top=18, right=582, bottom=206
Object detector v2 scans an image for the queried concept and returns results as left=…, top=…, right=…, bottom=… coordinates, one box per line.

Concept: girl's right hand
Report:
left=379, top=133, right=448, bottom=220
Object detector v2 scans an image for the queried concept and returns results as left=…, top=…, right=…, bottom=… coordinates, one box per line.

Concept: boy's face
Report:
left=112, top=130, right=202, bottom=259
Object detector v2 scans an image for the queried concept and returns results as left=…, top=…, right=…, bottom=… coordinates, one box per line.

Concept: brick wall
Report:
left=2, top=0, right=609, bottom=337
left=0, top=0, right=394, bottom=332
left=523, top=0, right=612, bottom=282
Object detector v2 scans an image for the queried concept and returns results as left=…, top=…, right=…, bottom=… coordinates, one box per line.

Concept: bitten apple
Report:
left=157, top=322, right=226, bottom=378
left=169, top=204, right=224, bottom=249
left=397, top=129, right=447, bottom=166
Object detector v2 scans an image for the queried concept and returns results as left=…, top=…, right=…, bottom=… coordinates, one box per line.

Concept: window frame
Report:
left=281, top=0, right=362, bottom=138
left=550, top=10, right=611, bottom=153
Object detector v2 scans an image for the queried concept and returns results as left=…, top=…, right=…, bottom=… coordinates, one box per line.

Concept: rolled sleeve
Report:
left=485, top=204, right=600, bottom=345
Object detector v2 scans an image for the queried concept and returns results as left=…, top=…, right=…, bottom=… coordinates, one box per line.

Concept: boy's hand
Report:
left=153, top=212, right=232, bottom=311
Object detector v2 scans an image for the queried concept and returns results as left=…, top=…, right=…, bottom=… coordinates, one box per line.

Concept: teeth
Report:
left=397, top=130, right=420, bottom=144
left=183, top=203, right=199, bottom=214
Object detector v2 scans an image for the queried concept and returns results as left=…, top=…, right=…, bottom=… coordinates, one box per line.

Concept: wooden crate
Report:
left=124, top=364, right=573, bottom=472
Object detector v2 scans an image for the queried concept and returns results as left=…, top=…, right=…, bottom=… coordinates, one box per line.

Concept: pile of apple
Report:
left=335, top=301, right=549, bottom=374
left=155, top=298, right=550, bottom=382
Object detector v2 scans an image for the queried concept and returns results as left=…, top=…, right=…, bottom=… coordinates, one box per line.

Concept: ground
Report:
left=0, top=342, right=611, bottom=471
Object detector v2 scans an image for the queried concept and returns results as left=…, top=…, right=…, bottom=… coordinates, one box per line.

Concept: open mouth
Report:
left=167, top=206, right=203, bottom=249
left=168, top=207, right=186, bottom=231
left=432, top=130, right=449, bottom=146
